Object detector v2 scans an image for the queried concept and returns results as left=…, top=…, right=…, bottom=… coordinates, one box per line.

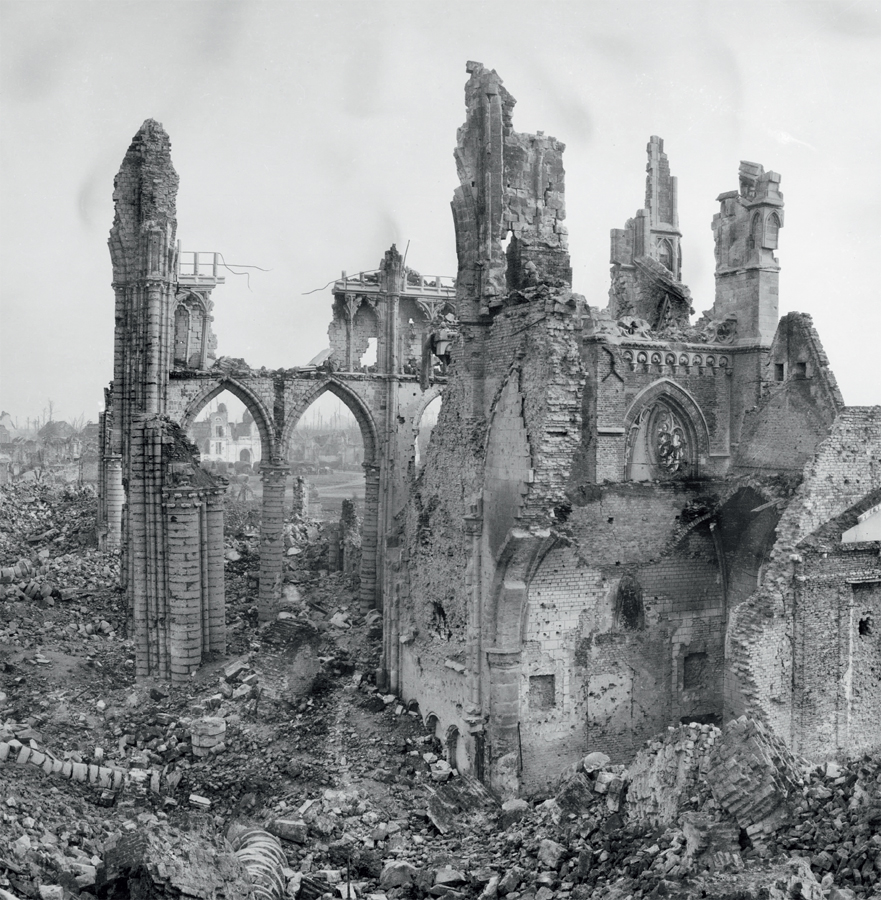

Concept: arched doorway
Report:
left=283, top=379, right=380, bottom=611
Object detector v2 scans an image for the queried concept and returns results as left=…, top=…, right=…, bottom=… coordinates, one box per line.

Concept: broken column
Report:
left=107, top=119, right=226, bottom=680
left=258, top=462, right=288, bottom=622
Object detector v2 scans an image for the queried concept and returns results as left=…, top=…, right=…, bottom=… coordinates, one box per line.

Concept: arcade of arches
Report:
left=100, top=65, right=881, bottom=799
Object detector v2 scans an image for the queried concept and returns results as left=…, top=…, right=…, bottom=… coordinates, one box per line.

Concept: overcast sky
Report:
left=1, top=0, right=879, bottom=426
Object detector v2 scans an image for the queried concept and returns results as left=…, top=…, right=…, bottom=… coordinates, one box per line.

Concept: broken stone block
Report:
left=499, top=798, right=529, bottom=829
left=379, top=862, right=420, bottom=888
left=268, top=818, right=309, bottom=844
left=191, top=716, right=227, bottom=757
left=434, top=868, right=467, bottom=886
left=537, top=838, right=565, bottom=868
left=555, top=771, right=594, bottom=813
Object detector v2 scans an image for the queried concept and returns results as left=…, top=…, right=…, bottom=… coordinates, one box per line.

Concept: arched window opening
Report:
left=658, top=239, right=674, bottom=273
left=414, top=395, right=442, bottom=473
left=173, top=304, right=191, bottom=367
left=615, top=575, right=645, bottom=631
left=764, top=213, right=780, bottom=250
left=627, top=399, right=694, bottom=481
left=288, top=391, right=365, bottom=524
left=748, top=213, right=761, bottom=254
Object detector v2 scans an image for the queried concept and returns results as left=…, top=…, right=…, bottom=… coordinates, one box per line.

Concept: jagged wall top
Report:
left=109, top=119, right=179, bottom=282
left=451, top=62, right=571, bottom=316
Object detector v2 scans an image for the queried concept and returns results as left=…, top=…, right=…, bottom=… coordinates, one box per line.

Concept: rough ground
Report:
left=1, top=482, right=879, bottom=900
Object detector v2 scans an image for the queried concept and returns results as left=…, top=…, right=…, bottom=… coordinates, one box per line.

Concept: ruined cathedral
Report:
left=99, top=62, right=881, bottom=798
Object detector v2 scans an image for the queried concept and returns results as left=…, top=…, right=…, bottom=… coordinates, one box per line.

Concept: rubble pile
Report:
left=2, top=481, right=881, bottom=900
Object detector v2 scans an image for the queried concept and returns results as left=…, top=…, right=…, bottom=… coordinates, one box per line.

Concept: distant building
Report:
left=189, top=403, right=261, bottom=466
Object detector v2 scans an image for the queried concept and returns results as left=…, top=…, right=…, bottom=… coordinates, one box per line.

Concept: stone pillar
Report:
left=258, top=463, right=288, bottom=623
left=463, top=505, right=484, bottom=719
left=486, top=648, right=522, bottom=797
left=104, top=456, right=124, bottom=548
left=205, top=487, right=226, bottom=653
left=165, top=489, right=204, bottom=682
left=359, top=463, right=380, bottom=612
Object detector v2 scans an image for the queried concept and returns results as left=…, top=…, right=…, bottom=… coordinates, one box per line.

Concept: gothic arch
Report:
left=281, top=378, right=379, bottom=464
left=411, top=385, right=444, bottom=472
left=179, top=377, right=276, bottom=460
left=281, top=377, right=381, bottom=610
left=623, top=379, right=710, bottom=481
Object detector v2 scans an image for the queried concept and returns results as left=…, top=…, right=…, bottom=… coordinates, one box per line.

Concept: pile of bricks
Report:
left=626, top=721, right=721, bottom=827
left=704, top=715, right=802, bottom=848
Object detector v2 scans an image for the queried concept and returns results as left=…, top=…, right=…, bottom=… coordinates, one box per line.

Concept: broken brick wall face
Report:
left=519, top=485, right=726, bottom=792
left=734, top=313, right=843, bottom=474
left=725, top=408, right=881, bottom=754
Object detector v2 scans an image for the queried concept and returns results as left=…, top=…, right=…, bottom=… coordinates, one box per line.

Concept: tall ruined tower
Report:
left=608, top=136, right=691, bottom=329
left=103, top=120, right=225, bottom=681
left=712, top=162, right=784, bottom=345
left=451, top=61, right=571, bottom=319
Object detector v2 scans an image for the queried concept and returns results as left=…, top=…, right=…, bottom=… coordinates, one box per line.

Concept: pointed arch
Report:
left=281, top=378, right=379, bottom=464
left=179, top=377, right=276, bottom=461
left=623, top=378, right=710, bottom=481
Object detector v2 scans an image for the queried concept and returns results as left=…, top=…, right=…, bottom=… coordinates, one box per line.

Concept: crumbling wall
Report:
left=734, top=313, right=843, bottom=473
left=726, top=407, right=881, bottom=756
left=451, top=61, right=570, bottom=316
left=791, top=486, right=881, bottom=758
left=519, top=484, right=726, bottom=790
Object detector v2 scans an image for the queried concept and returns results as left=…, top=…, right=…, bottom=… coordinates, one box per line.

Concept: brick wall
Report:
left=725, top=407, right=881, bottom=753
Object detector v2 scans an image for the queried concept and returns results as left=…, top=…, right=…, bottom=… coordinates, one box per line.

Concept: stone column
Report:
left=258, top=463, right=288, bottom=623
left=359, top=463, right=380, bottom=612
left=104, top=456, right=124, bottom=548
left=205, top=487, right=226, bottom=653
left=486, top=648, right=522, bottom=797
left=463, top=505, right=484, bottom=720
left=165, top=489, right=204, bottom=682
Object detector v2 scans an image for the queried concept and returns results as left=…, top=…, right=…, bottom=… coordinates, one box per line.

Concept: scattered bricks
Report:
left=189, top=793, right=211, bottom=810
left=232, top=683, right=254, bottom=701
left=0, top=741, right=10, bottom=762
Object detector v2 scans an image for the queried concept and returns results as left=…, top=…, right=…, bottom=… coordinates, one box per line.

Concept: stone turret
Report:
left=711, top=161, right=784, bottom=346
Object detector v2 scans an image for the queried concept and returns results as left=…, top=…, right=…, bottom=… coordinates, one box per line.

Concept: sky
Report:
left=1, top=0, right=879, bottom=427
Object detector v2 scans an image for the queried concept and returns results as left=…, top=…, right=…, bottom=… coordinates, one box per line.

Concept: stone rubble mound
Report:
left=2, top=481, right=881, bottom=900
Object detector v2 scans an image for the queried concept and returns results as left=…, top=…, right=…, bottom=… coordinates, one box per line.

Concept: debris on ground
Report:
left=2, top=481, right=880, bottom=900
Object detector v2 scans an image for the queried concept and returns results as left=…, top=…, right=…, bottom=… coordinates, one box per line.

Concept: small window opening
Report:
left=683, top=652, right=709, bottom=689
left=361, top=337, right=377, bottom=371
left=794, top=361, right=807, bottom=379
left=615, top=575, right=645, bottom=630
left=529, top=674, right=556, bottom=710
left=859, top=616, right=873, bottom=637
left=774, top=363, right=785, bottom=382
